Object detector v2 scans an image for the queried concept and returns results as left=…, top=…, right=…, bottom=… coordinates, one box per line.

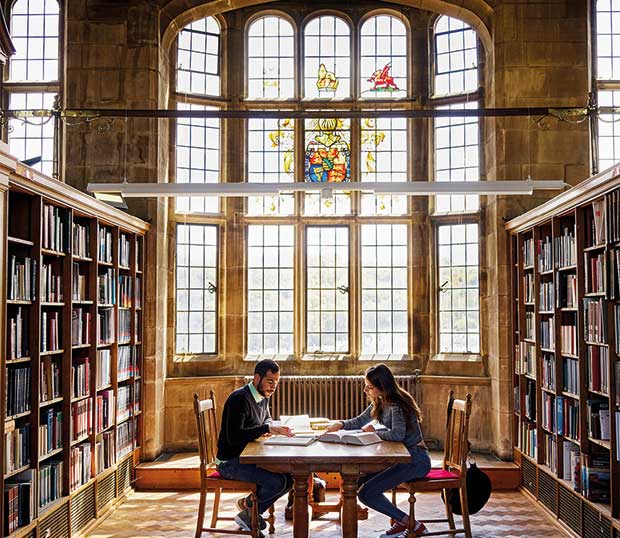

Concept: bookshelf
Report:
left=506, top=164, right=620, bottom=538
left=1, top=163, right=148, bottom=538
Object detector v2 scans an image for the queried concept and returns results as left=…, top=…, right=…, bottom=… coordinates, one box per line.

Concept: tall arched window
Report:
left=6, top=0, right=60, bottom=176
left=173, top=16, right=222, bottom=355
left=171, top=7, right=484, bottom=367
left=596, top=1, right=620, bottom=171
left=432, top=15, right=481, bottom=354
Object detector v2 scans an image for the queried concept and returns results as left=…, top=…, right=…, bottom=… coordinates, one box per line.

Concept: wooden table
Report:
left=240, top=439, right=411, bottom=538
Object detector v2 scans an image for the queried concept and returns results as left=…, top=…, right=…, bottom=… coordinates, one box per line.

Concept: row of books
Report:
left=8, top=307, right=28, bottom=359
left=98, top=268, right=116, bottom=305
left=8, top=256, right=37, bottom=302
left=556, top=396, right=580, bottom=440
left=117, top=386, right=133, bottom=423
left=73, top=222, right=91, bottom=259
left=6, top=366, right=31, bottom=416
left=587, top=199, right=607, bottom=247
left=116, top=421, right=134, bottom=460
left=96, top=390, right=115, bottom=432
left=557, top=273, right=577, bottom=308
left=525, top=379, right=536, bottom=420
left=98, top=227, right=113, bottom=264
left=42, top=203, right=67, bottom=253
left=583, top=298, right=607, bottom=344
left=72, top=264, right=88, bottom=301
left=40, top=357, right=61, bottom=402
left=581, top=451, right=610, bottom=502
left=98, top=349, right=111, bottom=388
left=4, top=423, right=30, bottom=475
left=119, top=275, right=133, bottom=307
left=555, top=227, right=577, bottom=268
left=38, top=409, right=62, bottom=457
left=118, top=346, right=140, bottom=381
left=98, top=309, right=115, bottom=345
left=523, top=273, right=534, bottom=302
left=118, top=310, right=132, bottom=343
left=586, top=400, right=610, bottom=440
left=4, top=472, right=33, bottom=534
left=72, top=307, right=92, bottom=346
left=72, top=398, right=93, bottom=441
left=96, top=431, right=115, bottom=472
left=587, top=345, right=609, bottom=394
left=119, top=234, right=131, bottom=267
left=521, top=421, right=536, bottom=458
left=561, top=324, right=577, bottom=356
left=542, top=392, right=555, bottom=432
left=41, top=310, right=61, bottom=352
left=523, top=238, right=534, bottom=267
left=544, top=433, right=557, bottom=473
left=39, top=460, right=63, bottom=508
left=72, top=359, right=90, bottom=399
left=563, top=441, right=580, bottom=490
left=584, top=252, right=606, bottom=294
left=70, top=443, right=91, bottom=492
left=537, top=236, right=553, bottom=272
left=539, top=281, right=554, bottom=311
left=542, top=353, right=555, bottom=390
left=563, top=357, right=579, bottom=395
left=515, top=342, right=535, bottom=377
left=41, top=263, right=63, bottom=303
left=540, top=318, right=554, bottom=349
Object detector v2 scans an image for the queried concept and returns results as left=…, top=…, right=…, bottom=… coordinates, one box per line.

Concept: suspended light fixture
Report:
left=87, top=179, right=567, bottom=198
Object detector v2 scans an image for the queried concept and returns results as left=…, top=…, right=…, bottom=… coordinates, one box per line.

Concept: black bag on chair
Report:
left=442, top=462, right=492, bottom=515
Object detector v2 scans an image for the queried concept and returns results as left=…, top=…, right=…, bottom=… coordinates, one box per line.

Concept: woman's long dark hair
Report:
left=366, top=364, right=421, bottom=422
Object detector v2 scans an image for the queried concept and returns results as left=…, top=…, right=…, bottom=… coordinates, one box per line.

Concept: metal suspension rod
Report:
left=1, top=105, right=591, bottom=120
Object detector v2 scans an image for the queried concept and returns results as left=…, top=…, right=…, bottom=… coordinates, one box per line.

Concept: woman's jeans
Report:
left=357, top=446, right=432, bottom=522
left=217, top=457, right=293, bottom=515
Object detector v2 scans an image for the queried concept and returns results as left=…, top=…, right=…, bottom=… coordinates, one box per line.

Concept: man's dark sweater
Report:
left=217, top=384, right=271, bottom=461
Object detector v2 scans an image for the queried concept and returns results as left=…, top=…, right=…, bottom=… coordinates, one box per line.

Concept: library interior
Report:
left=4, top=1, right=620, bottom=538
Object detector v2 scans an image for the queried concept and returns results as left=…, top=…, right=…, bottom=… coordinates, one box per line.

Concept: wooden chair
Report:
left=193, top=392, right=275, bottom=538
left=391, top=391, right=473, bottom=538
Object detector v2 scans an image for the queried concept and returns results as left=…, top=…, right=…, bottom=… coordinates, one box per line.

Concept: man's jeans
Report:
left=357, top=446, right=432, bottom=522
left=217, top=457, right=293, bottom=515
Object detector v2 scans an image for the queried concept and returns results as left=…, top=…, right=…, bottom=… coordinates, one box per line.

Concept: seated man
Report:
left=216, top=359, right=294, bottom=535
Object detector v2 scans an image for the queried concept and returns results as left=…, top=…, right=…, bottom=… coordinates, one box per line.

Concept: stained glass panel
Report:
left=360, top=15, right=407, bottom=99
left=247, top=16, right=295, bottom=99
left=304, top=16, right=351, bottom=99
left=304, top=117, right=351, bottom=215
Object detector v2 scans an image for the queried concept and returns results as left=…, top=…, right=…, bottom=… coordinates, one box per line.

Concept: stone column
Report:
left=485, top=1, right=590, bottom=458
left=62, top=0, right=169, bottom=459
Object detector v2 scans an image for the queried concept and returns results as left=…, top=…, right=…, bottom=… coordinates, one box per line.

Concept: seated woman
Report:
left=325, top=364, right=430, bottom=538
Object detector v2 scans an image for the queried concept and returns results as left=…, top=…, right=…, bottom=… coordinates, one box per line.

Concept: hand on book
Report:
left=269, top=424, right=294, bottom=437
left=362, top=424, right=376, bottom=432
left=324, top=421, right=344, bottom=433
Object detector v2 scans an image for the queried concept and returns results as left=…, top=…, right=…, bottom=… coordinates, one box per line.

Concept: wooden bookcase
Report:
left=1, top=162, right=148, bottom=538
left=507, top=164, right=620, bottom=538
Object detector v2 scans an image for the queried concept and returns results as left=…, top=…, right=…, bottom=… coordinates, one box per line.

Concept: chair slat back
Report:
left=193, top=391, right=219, bottom=471
left=442, top=391, right=472, bottom=477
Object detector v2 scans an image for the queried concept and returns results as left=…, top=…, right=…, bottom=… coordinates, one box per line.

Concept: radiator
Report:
left=246, top=374, right=420, bottom=420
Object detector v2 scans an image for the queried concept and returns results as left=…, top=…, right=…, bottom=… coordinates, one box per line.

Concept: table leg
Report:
left=341, top=473, right=359, bottom=538
left=292, top=472, right=310, bottom=538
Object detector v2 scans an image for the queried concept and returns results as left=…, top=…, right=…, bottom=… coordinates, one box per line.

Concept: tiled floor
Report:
left=90, top=489, right=569, bottom=538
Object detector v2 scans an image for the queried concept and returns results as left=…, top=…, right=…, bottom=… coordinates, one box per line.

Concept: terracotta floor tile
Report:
left=89, top=489, right=569, bottom=538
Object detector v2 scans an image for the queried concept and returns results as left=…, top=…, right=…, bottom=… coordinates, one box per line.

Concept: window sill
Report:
left=425, top=353, right=486, bottom=377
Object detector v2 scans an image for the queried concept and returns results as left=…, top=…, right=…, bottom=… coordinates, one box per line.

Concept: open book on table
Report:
left=318, top=429, right=382, bottom=446
left=263, top=435, right=317, bottom=446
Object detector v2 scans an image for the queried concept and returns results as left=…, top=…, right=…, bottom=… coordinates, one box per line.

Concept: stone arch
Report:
left=160, top=0, right=493, bottom=58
